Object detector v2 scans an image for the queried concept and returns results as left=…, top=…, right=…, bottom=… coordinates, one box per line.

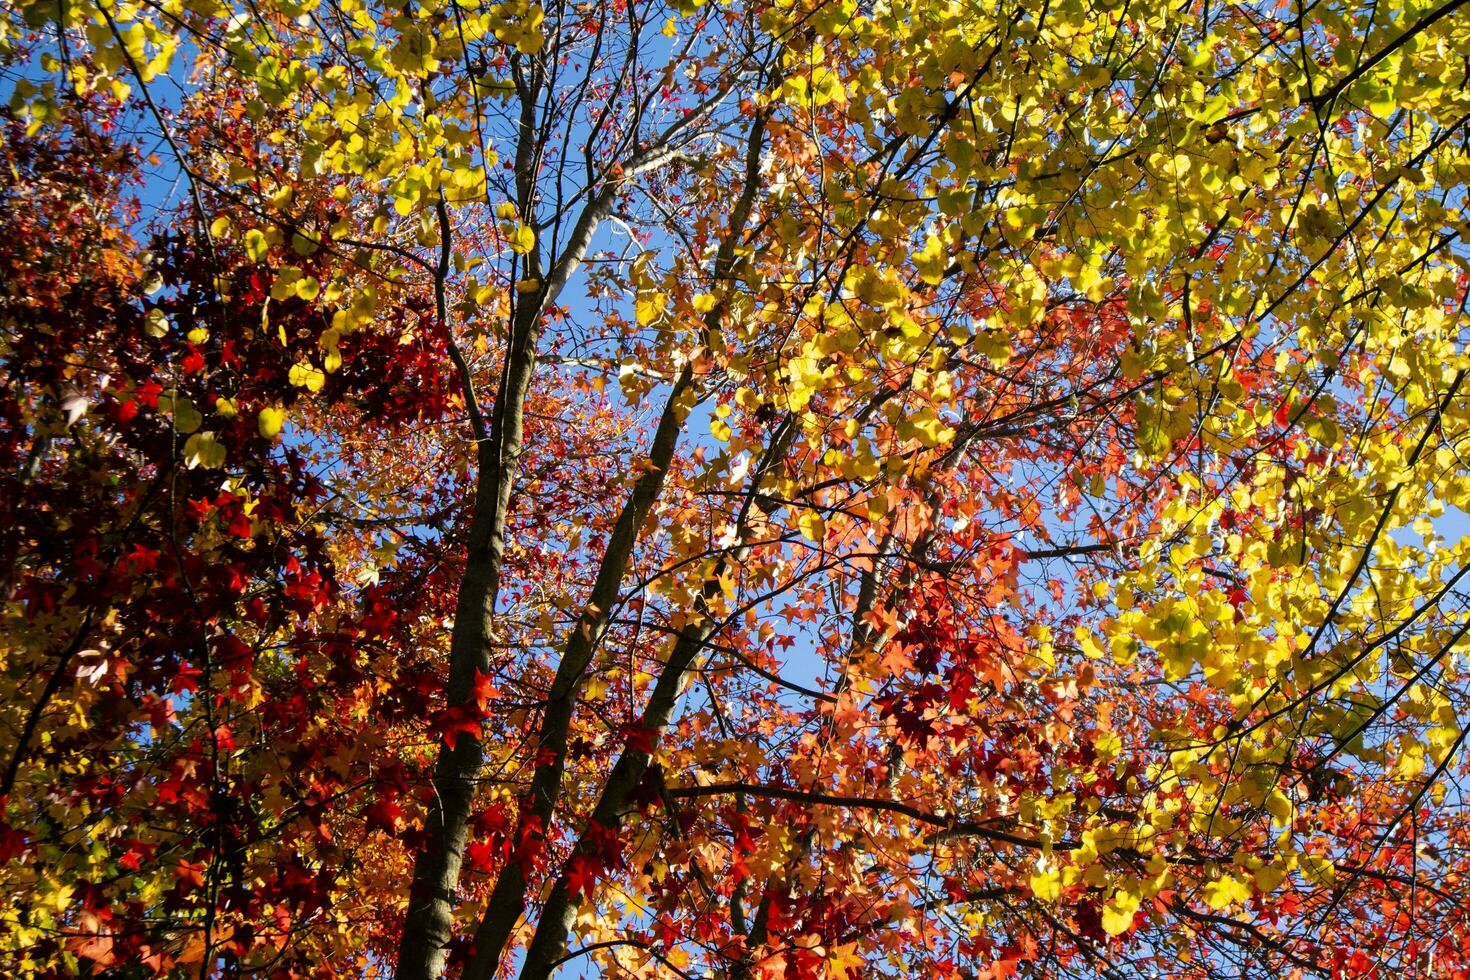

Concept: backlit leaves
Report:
left=4, top=0, right=1470, bottom=977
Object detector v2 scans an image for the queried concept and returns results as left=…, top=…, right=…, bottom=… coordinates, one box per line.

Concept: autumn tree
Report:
left=5, top=0, right=1470, bottom=977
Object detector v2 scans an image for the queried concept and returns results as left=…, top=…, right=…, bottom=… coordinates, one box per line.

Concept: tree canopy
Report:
left=4, top=0, right=1470, bottom=976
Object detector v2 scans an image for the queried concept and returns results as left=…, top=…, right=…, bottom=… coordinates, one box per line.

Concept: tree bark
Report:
left=464, top=109, right=770, bottom=980
left=514, top=415, right=796, bottom=980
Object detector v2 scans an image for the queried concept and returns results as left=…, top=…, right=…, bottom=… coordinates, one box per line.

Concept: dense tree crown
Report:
left=3, top=0, right=1470, bottom=976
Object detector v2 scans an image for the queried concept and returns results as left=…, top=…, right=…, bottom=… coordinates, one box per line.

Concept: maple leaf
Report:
left=429, top=707, right=481, bottom=751
left=365, top=798, right=405, bottom=835
left=469, top=669, right=498, bottom=711
left=564, top=854, right=602, bottom=900
left=464, top=839, right=500, bottom=875
left=9, top=5, right=1470, bottom=980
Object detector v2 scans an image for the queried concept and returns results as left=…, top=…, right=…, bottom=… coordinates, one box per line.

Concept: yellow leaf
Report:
left=635, top=291, right=668, bottom=327
left=144, top=309, right=169, bottom=338
left=1030, top=868, right=1061, bottom=902
left=288, top=361, right=325, bottom=393
left=1202, top=872, right=1251, bottom=911
left=48, top=881, right=75, bottom=912
left=1253, top=861, right=1287, bottom=894
left=1101, top=889, right=1141, bottom=936
left=507, top=223, right=535, bottom=255
left=244, top=229, right=269, bottom=262
left=258, top=406, right=287, bottom=440
left=1076, top=628, right=1105, bottom=659
left=864, top=493, right=889, bottom=522
left=171, top=396, right=202, bottom=434
left=1302, top=855, right=1336, bottom=887
left=1264, top=789, right=1294, bottom=826
left=826, top=942, right=863, bottom=975
left=182, top=431, right=226, bottom=469
left=291, top=231, right=319, bottom=256
left=797, top=510, right=825, bottom=542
